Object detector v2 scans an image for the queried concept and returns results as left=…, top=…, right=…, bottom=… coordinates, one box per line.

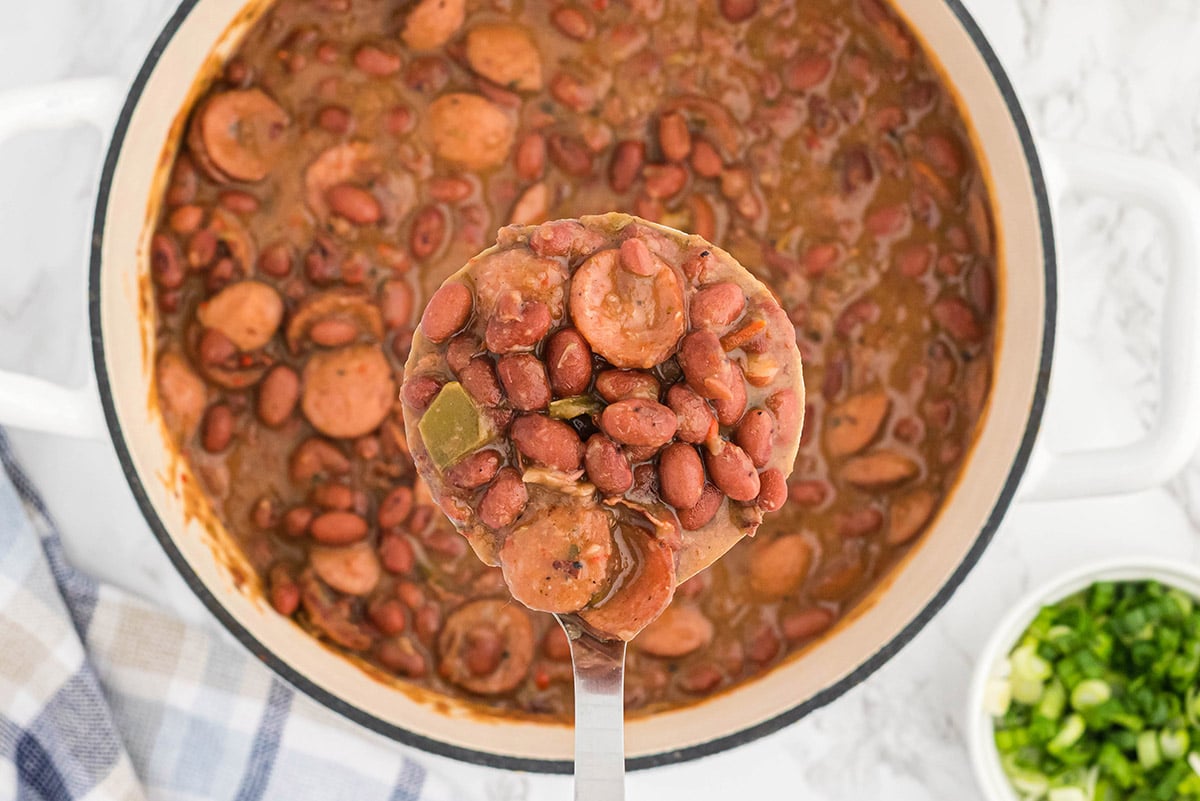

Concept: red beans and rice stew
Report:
left=150, top=0, right=997, bottom=718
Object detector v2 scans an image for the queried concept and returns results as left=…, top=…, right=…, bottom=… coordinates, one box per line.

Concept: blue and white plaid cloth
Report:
left=0, top=431, right=505, bottom=801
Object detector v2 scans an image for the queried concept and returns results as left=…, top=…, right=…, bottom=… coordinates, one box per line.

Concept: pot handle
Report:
left=1021, top=141, right=1200, bottom=501
left=0, top=77, right=124, bottom=439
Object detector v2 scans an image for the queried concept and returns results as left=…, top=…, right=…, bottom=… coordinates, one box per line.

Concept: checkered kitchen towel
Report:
left=0, top=431, right=499, bottom=801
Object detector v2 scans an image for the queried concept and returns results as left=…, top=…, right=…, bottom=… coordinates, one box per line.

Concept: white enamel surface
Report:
left=967, top=560, right=1200, bottom=801
left=96, top=0, right=1048, bottom=763
left=6, top=0, right=1200, bottom=794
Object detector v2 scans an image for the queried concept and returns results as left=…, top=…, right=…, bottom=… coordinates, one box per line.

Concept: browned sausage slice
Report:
left=467, top=247, right=569, bottom=321
left=426, top=93, right=516, bottom=171
left=580, top=534, right=676, bottom=642
left=569, top=248, right=686, bottom=369
left=499, top=501, right=613, bottom=614
left=189, top=89, right=289, bottom=183
left=301, top=344, right=396, bottom=439
left=196, top=280, right=284, bottom=352
left=438, top=599, right=534, bottom=695
left=157, top=351, right=207, bottom=439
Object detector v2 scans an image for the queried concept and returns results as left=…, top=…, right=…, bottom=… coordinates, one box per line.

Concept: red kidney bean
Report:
left=368, top=598, right=407, bottom=635
left=691, top=283, right=745, bottom=331
left=312, top=484, right=352, bottom=510
left=484, top=296, right=551, bottom=353
left=838, top=507, right=883, bottom=537
left=479, top=467, right=528, bottom=529
left=289, top=438, right=351, bottom=484
left=219, top=190, right=259, bottom=215
left=401, top=374, right=442, bottom=412
left=269, top=565, right=300, bottom=616
left=680, top=664, right=723, bottom=694
left=511, top=414, right=584, bottom=471
left=308, top=318, right=359, bottom=347
left=282, top=507, right=315, bottom=537
left=445, top=449, right=502, bottom=489
left=258, top=242, right=293, bottom=277
left=781, top=607, right=835, bottom=642
left=719, top=0, right=758, bottom=22
left=658, top=111, right=692, bottom=162
left=658, top=442, right=704, bottom=509
left=734, top=408, right=774, bottom=467
left=458, top=357, right=503, bottom=407
left=497, top=354, right=551, bottom=411
left=756, top=468, right=787, bottom=511
left=932, top=296, right=984, bottom=342
left=376, top=640, right=426, bottom=678
left=678, top=483, right=724, bottom=530
left=428, top=176, right=472, bottom=203
left=378, top=280, right=414, bottom=330
left=385, top=105, right=414, bottom=135
left=310, top=510, right=369, bottom=544
left=410, top=206, right=447, bottom=259
left=643, top=164, right=687, bottom=199
left=690, top=138, right=723, bottom=178
left=415, top=603, right=441, bottom=643
left=785, top=52, right=832, bottom=92
left=185, top=228, right=216, bottom=269
left=549, top=71, right=597, bottom=112
left=420, top=282, right=473, bottom=342
left=547, top=134, right=593, bottom=176
left=545, top=328, right=592, bottom=396
left=601, top=399, right=678, bottom=447
left=354, top=44, right=402, bottom=76
left=713, top=364, right=748, bottom=425
left=595, top=370, right=660, bottom=403
left=168, top=205, right=204, bottom=234
left=151, top=234, right=185, bottom=289
left=618, top=237, right=656, bottom=277
left=667, top=384, right=718, bottom=444
left=445, top=333, right=481, bottom=373
left=585, top=434, right=634, bottom=496
left=378, top=486, right=414, bottom=529
left=257, top=365, right=300, bottom=428
left=166, top=157, right=198, bottom=206
left=746, top=624, right=781, bottom=663
left=704, top=440, right=760, bottom=501
left=327, top=184, right=381, bottom=225
left=514, top=132, right=546, bottom=180
left=679, top=331, right=734, bottom=400
left=789, top=479, right=830, bottom=507
left=552, top=6, right=594, bottom=39
left=766, top=387, right=802, bottom=442
left=197, top=328, right=236, bottom=367
left=317, top=104, right=352, bottom=133
left=380, top=533, right=415, bottom=574
left=608, top=140, right=645, bottom=193
left=202, top=404, right=234, bottom=452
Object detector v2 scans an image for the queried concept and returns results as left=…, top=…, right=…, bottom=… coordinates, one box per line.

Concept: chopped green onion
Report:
left=1048, top=714, right=1086, bottom=755
left=1047, top=787, right=1087, bottom=801
left=1139, top=730, right=1163, bottom=769
left=990, top=580, right=1200, bottom=800
left=984, top=678, right=1012, bottom=717
left=1160, top=729, right=1190, bottom=761
left=1012, top=643, right=1054, bottom=682
left=1070, top=679, right=1112, bottom=711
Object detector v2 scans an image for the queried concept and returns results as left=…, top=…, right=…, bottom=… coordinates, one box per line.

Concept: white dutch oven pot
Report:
left=2, top=0, right=1199, bottom=773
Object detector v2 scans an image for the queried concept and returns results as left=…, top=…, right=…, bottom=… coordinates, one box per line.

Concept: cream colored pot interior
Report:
left=95, top=0, right=1047, bottom=764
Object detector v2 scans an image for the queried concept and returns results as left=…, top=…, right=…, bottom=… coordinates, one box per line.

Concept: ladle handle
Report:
left=562, top=619, right=627, bottom=801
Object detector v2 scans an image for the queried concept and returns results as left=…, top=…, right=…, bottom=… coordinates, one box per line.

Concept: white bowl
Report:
left=966, top=557, right=1200, bottom=801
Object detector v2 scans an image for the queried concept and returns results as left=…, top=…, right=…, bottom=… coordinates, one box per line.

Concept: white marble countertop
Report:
left=3, top=1, right=1200, bottom=799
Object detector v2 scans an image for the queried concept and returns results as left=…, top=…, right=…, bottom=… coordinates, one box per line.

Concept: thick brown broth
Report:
left=150, top=0, right=996, bottom=719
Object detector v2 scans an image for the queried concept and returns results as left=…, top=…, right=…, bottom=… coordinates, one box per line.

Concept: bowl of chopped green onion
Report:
left=968, top=559, right=1200, bottom=801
